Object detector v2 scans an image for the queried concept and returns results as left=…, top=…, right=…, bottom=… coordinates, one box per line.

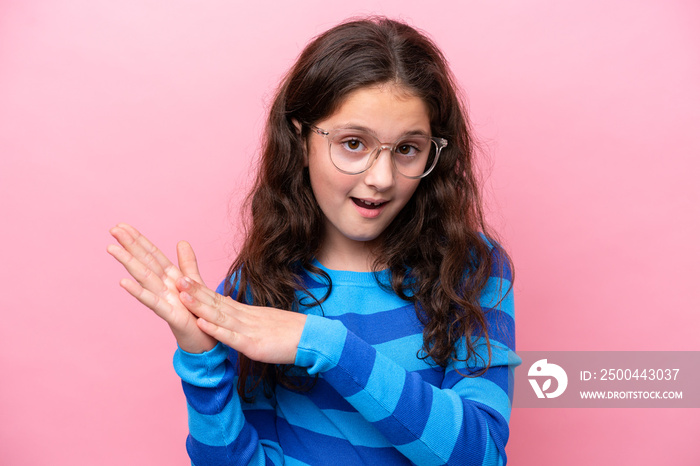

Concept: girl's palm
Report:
left=107, top=223, right=216, bottom=353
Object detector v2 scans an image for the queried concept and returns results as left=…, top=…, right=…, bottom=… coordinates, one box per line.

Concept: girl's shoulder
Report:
left=477, top=232, right=513, bottom=283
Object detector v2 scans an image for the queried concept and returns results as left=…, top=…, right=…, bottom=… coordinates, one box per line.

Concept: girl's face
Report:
left=305, top=84, right=430, bottom=266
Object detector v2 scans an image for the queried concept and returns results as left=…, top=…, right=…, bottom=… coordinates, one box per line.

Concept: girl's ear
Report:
left=292, top=118, right=302, bottom=135
left=292, top=119, right=309, bottom=166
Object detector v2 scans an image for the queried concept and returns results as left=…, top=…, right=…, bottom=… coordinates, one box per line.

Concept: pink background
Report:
left=1, top=1, right=698, bottom=465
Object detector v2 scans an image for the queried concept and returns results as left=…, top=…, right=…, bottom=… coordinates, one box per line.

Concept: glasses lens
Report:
left=329, top=130, right=375, bottom=174
left=392, top=136, right=437, bottom=178
left=329, top=130, right=439, bottom=177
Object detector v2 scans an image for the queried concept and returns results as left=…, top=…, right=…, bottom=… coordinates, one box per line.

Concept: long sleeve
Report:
left=171, top=278, right=285, bottom=466
left=294, top=254, right=519, bottom=465
left=173, top=344, right=284, bottom=466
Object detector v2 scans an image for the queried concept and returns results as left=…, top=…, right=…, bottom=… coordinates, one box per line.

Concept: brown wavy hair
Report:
left=225, top=17, right=513, bottom=398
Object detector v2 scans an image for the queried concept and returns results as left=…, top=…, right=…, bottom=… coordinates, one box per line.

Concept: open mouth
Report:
left=351, top=198, right=386, bottom=210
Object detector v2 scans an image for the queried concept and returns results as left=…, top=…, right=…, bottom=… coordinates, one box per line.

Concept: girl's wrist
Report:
left=171, top=327, right=217, bottom=354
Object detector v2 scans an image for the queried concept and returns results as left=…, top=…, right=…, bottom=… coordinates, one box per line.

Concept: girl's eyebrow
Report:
left=334, top=124, right=431, bottom=139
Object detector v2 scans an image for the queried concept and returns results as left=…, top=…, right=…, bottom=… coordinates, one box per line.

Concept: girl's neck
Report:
left=314, top=250, right=375, bottom=272
left=315, top=240, right=383, bottom=273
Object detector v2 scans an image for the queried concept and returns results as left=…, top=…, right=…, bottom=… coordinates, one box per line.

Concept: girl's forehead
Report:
left=337, top=83, right=419, bottom=107
left=322, top=84, right=430, bottom=132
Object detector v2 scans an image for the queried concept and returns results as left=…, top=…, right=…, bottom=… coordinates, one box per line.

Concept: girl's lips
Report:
left=351, top=197, right=386, bottom=209
left=351, top=197, right=388, bottom=218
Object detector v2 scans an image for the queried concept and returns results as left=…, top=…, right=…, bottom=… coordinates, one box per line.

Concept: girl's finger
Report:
left=110, top=226, right=167, bottom=278
left=178, top=281, right=238, bottom=328
left=107, top=243, right=168, bottom=295
left=177, top=241, right=205, bottom=285
left=116, top=223, right=181, bottom=281
left=196, top=318, right=241, bottom=347
left=176, top=276, right=222, bottom=304
left=119, top=277, right=176, bottom=321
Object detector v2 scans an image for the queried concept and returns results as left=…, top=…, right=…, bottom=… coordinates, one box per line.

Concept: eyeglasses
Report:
left=310, top=125, right=447, bottom=179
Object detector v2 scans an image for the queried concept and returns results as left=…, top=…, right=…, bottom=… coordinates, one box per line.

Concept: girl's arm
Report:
left=174, top=280, right=284, bottom=466
left=295, top=313, right=516, bottom=465
left=108, top=224, right=283, bottom=465
left=173, top=341, right=284, bottom=466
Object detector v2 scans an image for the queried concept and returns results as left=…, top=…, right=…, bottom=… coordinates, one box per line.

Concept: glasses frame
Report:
left=310, top=125, right=448, bottom=179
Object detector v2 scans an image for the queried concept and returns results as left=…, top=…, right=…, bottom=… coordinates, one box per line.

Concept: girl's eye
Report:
left=396, top=144, right=419, bottom=156
left=341, top=138, right=365, bottom=151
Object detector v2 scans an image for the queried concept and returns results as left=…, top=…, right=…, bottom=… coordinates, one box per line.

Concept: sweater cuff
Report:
left=173, top=342, right=230, bottom=387
left=295, top=314, right=348, bottom=375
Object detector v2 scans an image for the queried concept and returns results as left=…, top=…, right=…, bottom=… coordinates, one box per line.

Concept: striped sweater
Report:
left=173, top=253, right=519, bottom=465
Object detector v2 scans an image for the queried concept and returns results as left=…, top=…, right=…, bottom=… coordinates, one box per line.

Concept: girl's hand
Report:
left=175, top=277, right=307, bottom=365
left=107, top=223, right=217, bottom=354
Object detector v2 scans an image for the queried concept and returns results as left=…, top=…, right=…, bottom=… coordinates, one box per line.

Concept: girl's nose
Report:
left=363, top=146, right=395, bottom=192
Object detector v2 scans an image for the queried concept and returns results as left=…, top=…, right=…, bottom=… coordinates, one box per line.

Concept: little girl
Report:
left=109, top=17, right=519, bottom=465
